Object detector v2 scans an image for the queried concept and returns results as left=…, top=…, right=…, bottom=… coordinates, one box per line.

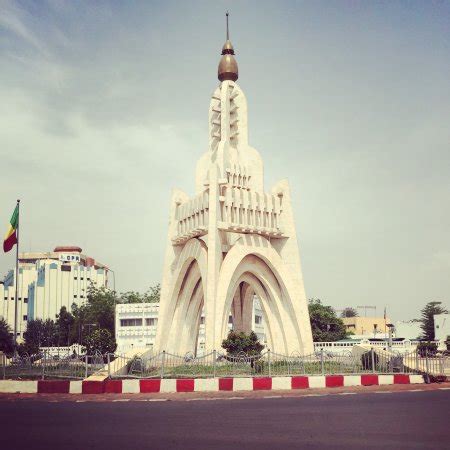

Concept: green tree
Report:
left=419, top=301, right=448, bottom=340
left=341, top=307, right=358, bottom=318
left=56, top=306, right=75, bottom=346
left=85, top=285, right=116, bottom=332
left=308, top=299, right=347, bottom=342
left=21, top=319, right=58, bottom=354
left=84, top=329, right=117, bottom=355
left=0, top=318, right=14, bottom=356
left=119, top=284, right=161, bottom=304
left=221, top=331, right=264, bottom=356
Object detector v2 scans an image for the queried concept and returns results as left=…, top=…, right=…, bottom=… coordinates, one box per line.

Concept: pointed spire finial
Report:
left=226, top=11, right=229, bottom=40
left=218, top=11, right=238, bottom=82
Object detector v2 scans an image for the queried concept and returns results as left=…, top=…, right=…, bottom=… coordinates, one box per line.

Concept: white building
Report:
left=115, top=298, right=266, bottom=354
left=0, top=246, right=109, bottom=340
left=434, top=314, right=450, bottom=341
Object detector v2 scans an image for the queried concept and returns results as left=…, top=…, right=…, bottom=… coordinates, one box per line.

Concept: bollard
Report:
left=268, top=349, right=271, bottom=377
left=161, top=351, right=166, bottom=379
left=371, top=348, right=376, bottom=374
left=42, top=352, right=46, bottom=380
left=320, top=348, right=324, bottom=375
left=1, top=353, right=6, bottom=380
left=213, top=350, right=217, bottom=378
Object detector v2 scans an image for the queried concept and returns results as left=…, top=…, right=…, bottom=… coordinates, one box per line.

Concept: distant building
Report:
left=0, top=246, right=109, bottom=340
left=434, top=314, right=450, bottom=341
left=115, top=298, right=266, bottom=354
left=342, top=316, right=389, bottom=337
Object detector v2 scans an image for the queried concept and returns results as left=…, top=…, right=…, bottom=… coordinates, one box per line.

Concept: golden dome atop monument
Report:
left=218, top=13, right=238, bottom=82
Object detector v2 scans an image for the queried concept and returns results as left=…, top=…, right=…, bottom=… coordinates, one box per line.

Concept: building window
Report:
left=228, top=316, right=233, bottom=324
left=23, top=315, right=27, bottom=321
left=74, top=277, right=78, bottom=280
left=61, top=265, right=72, bottom=272
left=200, top=317, right=205, bottom=325
left=255, top=315, right=262, bottom=325
left=74, top=295, right=77, bottom=298
left=145, top=318, right=157, bottom=326
left=19, top=297, right=22, bottom=301
left=3, top=297, right=6, bottom=300
left=120, top=319, right=143, bottom=327
left=81, top=277, right=84, bottom=281
left=24, top=298, right=28, bottom=303
left=80, top=295, right=84, bottom=299
left=87, top=277, right=91, bottom=281
left=10, top=297, right=14, bottom=300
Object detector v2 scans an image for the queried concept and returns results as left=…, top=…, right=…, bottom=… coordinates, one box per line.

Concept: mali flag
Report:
left=3, top=204, right=19, bottom=253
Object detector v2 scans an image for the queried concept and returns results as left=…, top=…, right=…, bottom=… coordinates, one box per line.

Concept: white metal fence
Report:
left=108, top=348, right=449, bottom=379
left=1, top=351, right=105, bottom=380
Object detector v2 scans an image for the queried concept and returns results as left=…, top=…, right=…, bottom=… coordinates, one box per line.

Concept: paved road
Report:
left=0, top=390, right=449, bottom=449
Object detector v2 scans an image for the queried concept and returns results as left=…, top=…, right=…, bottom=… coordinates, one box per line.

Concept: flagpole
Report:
left=13, top=199, right=20, bottom=352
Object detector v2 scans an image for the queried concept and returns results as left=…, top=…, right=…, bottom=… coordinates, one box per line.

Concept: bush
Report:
left=361, top=350, right=379, bottom=371
left=417, top=341, right=438, bottom=357
left=221, top=331, right=264, bottom=357
left=84, top=329, right=117, bottom=355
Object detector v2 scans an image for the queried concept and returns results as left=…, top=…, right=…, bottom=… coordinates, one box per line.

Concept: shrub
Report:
left=221, top=331, right=264, bottom=357
left=84, top=329, right=117, bottom=355
left=417, top=341, right=438, bottom=357
left=361, top=350, right=379, bottom=371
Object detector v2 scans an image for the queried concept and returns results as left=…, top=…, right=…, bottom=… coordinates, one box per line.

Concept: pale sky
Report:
left=1, top=1, right=449, bottom=322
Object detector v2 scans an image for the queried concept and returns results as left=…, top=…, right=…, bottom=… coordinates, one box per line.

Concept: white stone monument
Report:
left=154, top=17, right=314, bottom=355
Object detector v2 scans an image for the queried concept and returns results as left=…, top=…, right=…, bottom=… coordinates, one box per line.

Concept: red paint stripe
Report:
left=253, top=377, right=272, bottom=390
left=291, top=376, right=309, bottom=389
left=219, top=378, right=234, bottom=391
left=37, top=380, right=70, bottom=394
left=361, top=374, right=379, bottom=386
left=140, top=379, right=161, bottom=393
left=104, top=380, right=122, bottom=393
left=326, top=375, right=344, bottom=388
left=394, top=374, right=410, bottom=384
left=176, top=379, right=194, bottom=392
left=82, top=380, right=105, bottom=394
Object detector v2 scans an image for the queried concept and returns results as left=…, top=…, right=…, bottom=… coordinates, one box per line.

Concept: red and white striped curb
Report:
left=0, top=374, right=425, bottom=394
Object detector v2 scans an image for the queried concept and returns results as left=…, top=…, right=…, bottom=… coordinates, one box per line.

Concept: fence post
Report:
left=268, top=349, right=271, bottom=377
left=107, top=353, right=111, bottom=378
left=161, top=351, right=165, bottom=379
left=320, top=348, right=324, bottom=375
left=425, top=348, right=429, bottom=375
left=213, top=350, right=216, bottom=378
left=42, top=352, right=46, bottom=380
left=85, top=354, right=88, bottom=379
left=371, top=348, right=376, bottom=374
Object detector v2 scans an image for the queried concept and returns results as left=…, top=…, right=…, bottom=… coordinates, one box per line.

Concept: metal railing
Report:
left=107, top=348, right=449, bottom=379
left=1, top=351, right=105, bottom=380
left=2, top=348, right=446, bottom=381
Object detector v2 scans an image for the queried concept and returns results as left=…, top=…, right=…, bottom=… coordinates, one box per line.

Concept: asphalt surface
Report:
left=1, top=390, right=449, bottom=450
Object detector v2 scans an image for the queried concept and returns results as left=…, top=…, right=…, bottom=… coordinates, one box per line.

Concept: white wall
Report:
left=434, top=314, right=450, bottom=341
